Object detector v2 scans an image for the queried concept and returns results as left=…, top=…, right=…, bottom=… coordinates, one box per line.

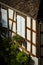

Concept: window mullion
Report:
left=31, top=18, right=32, bottom=53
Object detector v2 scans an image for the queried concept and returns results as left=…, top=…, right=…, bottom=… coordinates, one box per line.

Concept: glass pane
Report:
left=9, top=20, right=12, bottom=30
left=32, top=45, right=36, bottom=55
left=22, top=42, right=27, bottom=49
left=32, top=32, right=36, bottom=44
left=32, top=19, right=36, bottom=31
left=17, top=15, right=25, bottom=38
left=21, top=16, right=25, bottom=38
left=14, top=12, right=16, bottom=21
left=1, top=8, right=8, bottom=28
left=8, top=9, right=13, bottom=19
left=17, top=15, right=21, bottom=35
left=27, top=29, right=31, bottom=41
left=9, top=31, right=11, bottom=37
left=12, top=22, right=16, bottom=32
left=12, top=33, right=16, bottom=37
left=27, top=42, right=31, bottom=52
left=27, top=16, right=31, bottom=28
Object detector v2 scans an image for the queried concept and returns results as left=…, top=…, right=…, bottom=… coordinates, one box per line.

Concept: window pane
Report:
left=9, top=20, right=12, bottom=30
left=14, top=12, right=16, bottom=21
left=17, top=15, right=25, bottom=38
left=1, top=8, right=8, bottom=28
left=32, top=32, right=36, bottom=44
left=27, top=42, right=31, bottom=52
left=8, top=9, right=13, bottom=19
left=32, top=19, right=36, bottom=31
left=21, top=16, right=25, bottom=38
left=27, top=16, right=31, bottom=28
left=22, top=42, right=27, bottom=49
left=12, top=22, right=16, bottom=32
left=17, top=15, right=21, bottom=35
left=32, top=45, right=36, bottom=55
left=27, top=29, right=31, bottom=41
left=9, top=31, right=11, bottom=37
left=12, top=33, right=16, bottom=37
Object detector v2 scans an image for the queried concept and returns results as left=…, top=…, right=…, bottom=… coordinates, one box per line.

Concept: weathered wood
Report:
left=0, top=0, right=40, bottom=19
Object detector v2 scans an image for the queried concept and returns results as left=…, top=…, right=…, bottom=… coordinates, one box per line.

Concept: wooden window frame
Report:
left=0, top=3, right=38, bottom=57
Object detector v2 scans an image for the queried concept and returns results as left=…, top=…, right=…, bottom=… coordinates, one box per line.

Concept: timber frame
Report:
left=0, top=2, right=38, bottom=57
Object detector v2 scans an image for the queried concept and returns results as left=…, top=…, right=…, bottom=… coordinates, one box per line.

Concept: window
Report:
left=8, top=9, right=13, bottom=19
left=14, top=12, right=16, bottom=21
left=17, top=15, right=25, bottom=38
left=1, top=5, right=38, bottom=57
left=27, top=42, right=31, bottom=52
left=27, top=17, right=37, bottom=56
left=32, top=45, right=36, bottom=55
left=12, top=22, right=16, bottom=32
left=27, top=16, right=31, bottom=28
left=32, top=32, right=36, bottom=44
left=9, top=20, right=12, bottom=30
left=1, top=8, right=8, bottom=28
left=27, top=29, right=31, bottom=41
left=32, top=19, right=36, bottom=31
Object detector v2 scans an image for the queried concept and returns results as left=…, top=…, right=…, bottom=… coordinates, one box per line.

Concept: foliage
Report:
left=16, top=51, right=31, bottom=65
left=0, top=36, right=31, bottom=65
left=12, top=34, right=22, bottom=44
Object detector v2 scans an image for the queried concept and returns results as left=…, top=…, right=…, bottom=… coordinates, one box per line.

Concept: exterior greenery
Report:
left=0, top=35, right=31, bottom=65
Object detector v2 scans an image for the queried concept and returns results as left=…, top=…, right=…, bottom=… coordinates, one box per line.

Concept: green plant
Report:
left=0, top=35, right=31, bottom=65
left=16, top=51, right=31, bottom=65
left=12, top=35, right=22, bottom=44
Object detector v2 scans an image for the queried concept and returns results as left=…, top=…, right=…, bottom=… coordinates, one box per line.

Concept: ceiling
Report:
left=0, top=0, right=40, bottom=19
